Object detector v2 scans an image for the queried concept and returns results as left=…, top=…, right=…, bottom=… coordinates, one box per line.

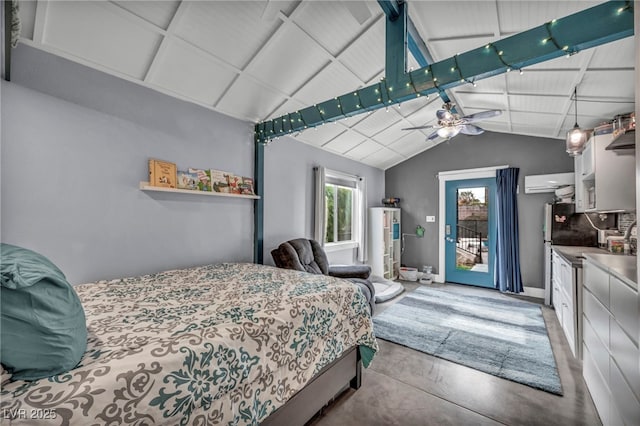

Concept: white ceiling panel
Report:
left=294, top=61, right=363, bottom=105
left=506, top=70, right=575, bottom=96
left=511, top=123, right=564, bottom=138
left=454, top=92, right=506, bottom=111
left=361, top=148, right=404, bottom=170
left=589, top=37, right=636, bottom=69
left=111, top=1, right=180, bottom=30
left=397, top=96, right=433, bottom=118
left=174, top=1, right=283, bottom=69
left=351, top=108, right=403, bottom=137
left=571, top=101, right=635, bottom=122
left=508, top=94, right=566, bottom=115
left=372, top=121, right=415, bottom=146
left=452, top=76, right=505, bottom=95
left=344, top=139, right=384, bottom=161
left=525, top=50, right=588, bottom=71
left=339, top=19, right=385, bottom=83
left=295, top=1, right=378, bottom=56
left=410, top=1, right=497, bottom=41
left=266, top=98, right=307, bottom=120
left=510, top=111, right=558, bottom=127
left=216, top=75, right=286, bottom=121
left=43, top=1, right=162, bottom=79
left=19, top=0, right=635, bottom=170
left=149, top=39, right=237, bottom=105
left=497, top=1, right=600, bottom=34
left=321, top=131, right=367, bottom=154
left=295, top=123, right=349, bottom=147
left=580, top=70, right=635, bottom=99
left=246, top=24, right=331, bottom=95
left=388, top=132, right=432, bottom=157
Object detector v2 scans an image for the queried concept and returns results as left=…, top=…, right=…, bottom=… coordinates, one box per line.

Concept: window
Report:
left=325, top=183, right=354, bottom=244
left=314, top=167, right=367, bottom=261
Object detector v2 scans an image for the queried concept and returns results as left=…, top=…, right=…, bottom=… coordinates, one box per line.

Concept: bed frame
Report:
left=261, top=346, right=362, bottom=425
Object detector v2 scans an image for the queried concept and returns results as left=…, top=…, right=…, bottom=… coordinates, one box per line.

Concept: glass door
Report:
left=444, top=178, right=496, bottom=287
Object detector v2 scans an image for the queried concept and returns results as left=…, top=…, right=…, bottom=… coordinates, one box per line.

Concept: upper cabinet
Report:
left=574, top=133, right=635, bottom=213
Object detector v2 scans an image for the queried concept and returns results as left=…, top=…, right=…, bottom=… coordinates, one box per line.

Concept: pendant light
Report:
left=566, top=86, right=588, bottom=156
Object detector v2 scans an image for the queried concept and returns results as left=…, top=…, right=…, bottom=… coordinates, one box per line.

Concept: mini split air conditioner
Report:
left=524, top=173, right=575, bottom=194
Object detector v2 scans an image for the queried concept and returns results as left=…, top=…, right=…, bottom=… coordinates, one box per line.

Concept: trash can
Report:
left=420, top=266, right=433, bottom=284
left=399, top=267, right=418, bottom=281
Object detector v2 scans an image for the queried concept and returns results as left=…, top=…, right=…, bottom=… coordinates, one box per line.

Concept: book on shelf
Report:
left=149, top=159, right=177, bottom=188
left=188, top=168, right=212, bottom=191
left=226, top=174, right=243, bottom=195
left=238, top=177, right=255, bottom=195
left=176, top=170, right=199, bottom=190
left=211, top=169, right=231, bottom=193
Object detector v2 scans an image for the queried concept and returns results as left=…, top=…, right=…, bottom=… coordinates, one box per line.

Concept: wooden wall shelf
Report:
left=139, top=182, right=260, bottom=199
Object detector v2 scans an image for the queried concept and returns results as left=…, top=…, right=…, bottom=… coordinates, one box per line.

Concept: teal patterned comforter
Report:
left=0, top=263, right=377, bottom=425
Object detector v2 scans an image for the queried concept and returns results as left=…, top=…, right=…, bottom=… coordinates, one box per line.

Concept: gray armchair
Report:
left=271, top=238, right=375, bottom=314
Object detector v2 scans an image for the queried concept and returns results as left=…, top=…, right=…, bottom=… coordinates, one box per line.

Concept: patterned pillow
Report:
left=0, top=244, right=87, bottom=381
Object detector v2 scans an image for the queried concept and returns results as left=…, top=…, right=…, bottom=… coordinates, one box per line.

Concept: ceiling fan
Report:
left=402, top=103, right=502, bottom=141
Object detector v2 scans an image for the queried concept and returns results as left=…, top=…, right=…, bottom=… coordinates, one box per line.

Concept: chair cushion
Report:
left=1, top=244, right=87, bottom=381
left=328, top=264, right=371, bottom=279
left=271, top=239, right=329, bottom=275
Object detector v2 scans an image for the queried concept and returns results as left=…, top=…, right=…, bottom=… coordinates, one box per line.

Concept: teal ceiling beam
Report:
left=254, top=0, right=634, bottom=144
left=383, top=0, right=407, bottom=86
left=253, top=142, right=264, bottom=264
left=3, top=0, right=12, bottom=81
left=407, top=13, right=451, bottom=105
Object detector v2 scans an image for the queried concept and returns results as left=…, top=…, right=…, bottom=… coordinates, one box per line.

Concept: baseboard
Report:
left=522, top=286, right=545, bottom=299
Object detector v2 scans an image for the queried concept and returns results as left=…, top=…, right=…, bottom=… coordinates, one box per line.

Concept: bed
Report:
left=0, top=262, right=377, bottom=425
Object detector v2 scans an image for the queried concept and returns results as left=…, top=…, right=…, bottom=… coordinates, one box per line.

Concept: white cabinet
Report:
left=574, top=155, right=585, bottom=213
left=577, top=133, right=635, bottom=212
left=368, top=208, right=401, bottom=280
left=551, top=250, right=579, bottom=357
left=583, top=258, right=640, bottom=426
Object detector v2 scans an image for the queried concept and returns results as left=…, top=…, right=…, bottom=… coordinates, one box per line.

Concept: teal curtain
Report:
left=495, top=168, right=523, bottom=293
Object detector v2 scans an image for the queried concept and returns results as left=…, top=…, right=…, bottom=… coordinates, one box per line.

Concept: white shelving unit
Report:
left=368, top=207, right=401, bottom=280
left=139, top=182, right=260, bottom=199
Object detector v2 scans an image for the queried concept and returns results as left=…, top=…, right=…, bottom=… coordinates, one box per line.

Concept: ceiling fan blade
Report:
left=459, top=124, right=485, bottom=135
left=461, top=110, right=502, bottom=123
left=402, top=124, right=438, bottom=131
left=426, top=130, right=440, bottom=141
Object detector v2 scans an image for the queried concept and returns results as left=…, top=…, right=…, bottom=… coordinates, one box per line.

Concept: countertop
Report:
left=583, top=253, right=637, bottom=290
left=552, top=245, right=610, bottom=268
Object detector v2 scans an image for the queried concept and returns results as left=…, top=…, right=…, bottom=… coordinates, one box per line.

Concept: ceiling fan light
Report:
left=437, top=126, right=461, bottom=139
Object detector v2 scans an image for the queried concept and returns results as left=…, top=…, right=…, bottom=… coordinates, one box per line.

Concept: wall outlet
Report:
left=426, top=216, right=436, bottom=223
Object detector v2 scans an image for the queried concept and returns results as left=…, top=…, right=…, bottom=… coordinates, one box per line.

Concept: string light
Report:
left=490, top=44, right=515, bottom=73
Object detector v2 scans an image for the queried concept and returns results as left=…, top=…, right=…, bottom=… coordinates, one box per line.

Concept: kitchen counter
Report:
left=583, top=252, right=637, bottom=290
left=552, top=245, right=610, bottom=268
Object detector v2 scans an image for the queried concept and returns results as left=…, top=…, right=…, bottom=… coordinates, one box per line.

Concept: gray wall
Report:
left=2, top=44, right=384, bottom=284
left=385, top=132, right=574, bottom=289
left=2, top=45, right=256, bottom=284
left=263, top=136, right=385, bottom=265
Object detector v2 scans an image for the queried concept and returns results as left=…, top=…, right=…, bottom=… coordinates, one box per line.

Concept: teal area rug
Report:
left=373, top=286, right=563, bottom=395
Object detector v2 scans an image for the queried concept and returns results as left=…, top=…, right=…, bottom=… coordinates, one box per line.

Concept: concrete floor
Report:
left=310, top=282, right=601, bottom=426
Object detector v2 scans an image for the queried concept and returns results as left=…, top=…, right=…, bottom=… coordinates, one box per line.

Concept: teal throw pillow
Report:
left=1, top=243, right=87, bottom=381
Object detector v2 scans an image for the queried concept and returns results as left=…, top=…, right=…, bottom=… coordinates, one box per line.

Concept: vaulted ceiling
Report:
left=15, top=1, right=636, bottom=169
